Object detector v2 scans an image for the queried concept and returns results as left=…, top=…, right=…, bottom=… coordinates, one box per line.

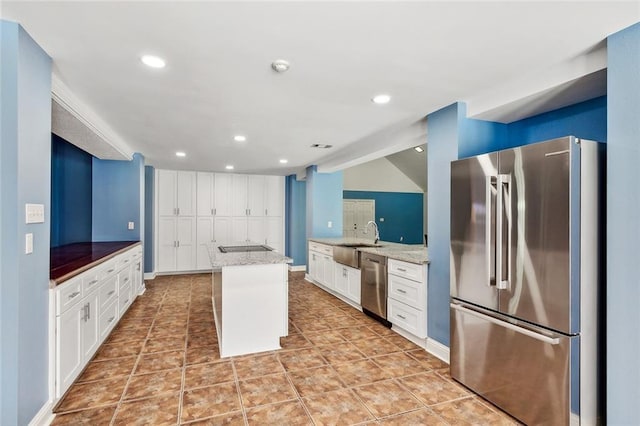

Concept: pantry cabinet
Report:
left=161, top=170, right=285, bottom=272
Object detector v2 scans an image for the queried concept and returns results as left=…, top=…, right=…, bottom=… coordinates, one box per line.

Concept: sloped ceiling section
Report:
left=386, top=144, right=427, bottom=192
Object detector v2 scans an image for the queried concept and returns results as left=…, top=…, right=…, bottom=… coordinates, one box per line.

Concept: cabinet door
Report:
left=82, top=291, right=100, bottom=361
left=247, top=216, right=265, bottom=244
left=322, top=255, right=335, bottom=289
left=335, top=265, right=348, bottom=296
left=266, top=216, right=283, bottom=253
left=177, top=171, right=196, bottom=216
left=157, top=170, right=177, bottom=216
left=56, top=304, right=83, bottom=397
left=347, top=268, right=362, bottom=304
left=176, top=217, right=196, bottom=270
left=231, top=174, right=248, bottom=216
left=196, top=172, right=214, bottom=216
left=265, top=176, right=284, bottom=217
left=196, top=217, right=214, bottom=270
left=214, top=216, right=232, bottom=245
left=309, top=251, right=320, bottom=282
left=247, top=175, right=265, bottom=217
left=157, top=217, right=177, bottom=272
left=214, top=173, right=233, bottom=217
left=133, top=258, right=142, bottom=293
left=231, top=217, right=248, bottom=244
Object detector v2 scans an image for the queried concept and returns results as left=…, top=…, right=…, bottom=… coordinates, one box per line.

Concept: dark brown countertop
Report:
left=50, top=241, right=141, bottom=285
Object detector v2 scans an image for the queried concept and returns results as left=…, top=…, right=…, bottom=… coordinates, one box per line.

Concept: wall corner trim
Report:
left=143, top=272, right=157, bottom=281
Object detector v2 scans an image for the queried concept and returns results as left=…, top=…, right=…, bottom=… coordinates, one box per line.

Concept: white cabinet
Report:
left=157, top=170, right=197, bottom=272
left=266, top=216, right=283, bottom=253
left=322, top=255, right=335, bottom=290
left=53, top=245, right=141, bottom=399
left=214, top=173, right=233, bottom=217
left=308, top=242, right=334, bottom=289
left=334, top=264, right=361, bottom=304
left=265, top=176, right=284, bottom=217
left=231, top=175, right=249, bottom=217
left=196, top=172, right=215, bottom=216
left=247, top=175, right=265, bottom=217
left=197, top=217, right=214, bottom=268
left=387, top=259, right=428, bottom=339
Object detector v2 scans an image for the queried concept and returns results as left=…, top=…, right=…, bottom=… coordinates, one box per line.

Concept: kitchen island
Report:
left=208, top=244, right=292, bottom=357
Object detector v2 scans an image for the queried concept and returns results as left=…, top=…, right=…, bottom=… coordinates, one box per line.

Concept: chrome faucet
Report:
left=365, top=220, right=380, bottom=244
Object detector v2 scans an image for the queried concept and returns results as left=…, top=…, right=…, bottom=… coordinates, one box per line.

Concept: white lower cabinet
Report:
left=334, top=264, right=361, bottom=305
left=387, top=258, right=428, bottom=339
left=53, top=245, right=141, bottom=399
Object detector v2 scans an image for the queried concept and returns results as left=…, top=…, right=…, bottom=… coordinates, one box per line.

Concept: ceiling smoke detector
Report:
left=311, top=143, right=333, bottom=149
left=271, top=59, right=290, bottom=73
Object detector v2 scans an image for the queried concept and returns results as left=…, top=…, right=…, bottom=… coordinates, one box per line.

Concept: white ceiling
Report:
left=3, top=1, right=639, bottom=175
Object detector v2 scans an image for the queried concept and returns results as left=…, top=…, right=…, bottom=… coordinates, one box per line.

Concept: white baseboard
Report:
left=288, top=265, right=307, bottom=272
left=28, top=400, right=54, bottom=426
left=138, top=285, right=146, bottom=295
left=426, top=338, right=450, bottom=364
left=391, top=326, right=427, bottom=350
left=143, top=272, right=156, bottom=280
left=570, top=412, right=580, bottom=426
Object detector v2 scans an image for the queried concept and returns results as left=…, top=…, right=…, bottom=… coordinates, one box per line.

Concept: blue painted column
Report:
left=0, top=21, right=52, bottom=424
left=305, top=166, right=343, bottom=239
left=426, top=103, right=460, bottom=346
left=606, top=22, right=640, bottom=425
left=144, top=166, right=154, bottom=273
left=285, top=175, right=307, bottom=266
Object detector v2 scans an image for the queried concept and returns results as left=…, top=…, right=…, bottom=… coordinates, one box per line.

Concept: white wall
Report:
left=343, top=157, right=423, bottom=193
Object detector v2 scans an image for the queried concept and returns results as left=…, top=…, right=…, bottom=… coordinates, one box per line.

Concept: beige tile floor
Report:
left=52, top=272, right=519, bottom=425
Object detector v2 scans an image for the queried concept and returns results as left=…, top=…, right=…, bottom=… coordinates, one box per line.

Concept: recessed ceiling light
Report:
left=141, top=55, right=166, bottom=69
left=372, top=94, right=391, bottom=105
left=175, top=151, right=186, bottom=157
left=233, top=135, right=246, bottom=142
left=271, top=59, right=290, bottom=73
left=225, top=165, right=234, bottom=170
left=310, top=143, right=333, bottom=149
left=414, top=146, right=424, bottom=153
left=279, top=159, right=288, bottom=164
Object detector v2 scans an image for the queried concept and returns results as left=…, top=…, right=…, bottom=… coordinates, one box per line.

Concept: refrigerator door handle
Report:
left=450, top=303, right=561, bottom=345
left=496, top=174, right=511, bottom=290
left=486, top=176, right=497, bottom=287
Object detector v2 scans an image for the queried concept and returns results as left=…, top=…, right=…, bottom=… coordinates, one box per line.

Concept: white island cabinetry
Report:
left=387, top=258, right=427, bottom=339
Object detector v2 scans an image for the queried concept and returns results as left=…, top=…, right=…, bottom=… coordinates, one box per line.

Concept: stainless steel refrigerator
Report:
left=450, top=136, right=604, bottom=425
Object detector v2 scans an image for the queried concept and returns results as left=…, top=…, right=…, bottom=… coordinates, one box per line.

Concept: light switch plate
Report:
left=25, top=204, right=45, bottom=224
left=25, top=233, right=33, bottom=254
left=128, top=222, right=135, bottom=230
left=327, top=221, right=333, bottom=228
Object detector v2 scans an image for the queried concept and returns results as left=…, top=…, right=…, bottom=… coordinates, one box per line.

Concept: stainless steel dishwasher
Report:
left=360, top=252, right=388, bottom=324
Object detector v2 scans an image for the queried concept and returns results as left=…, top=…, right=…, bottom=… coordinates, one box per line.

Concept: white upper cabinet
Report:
left=247, top=175, right=265, bottom=217
left=158, top=169, right=196, bottom=216
left=196, top=172, right=214, bottom=216
left=231, top=174, right=249, bottom=216
left=214, top=173, right=233, bottom=216
left=176, top=172, right=196, bottom=216
left=265, top=176, right=284, bottom=217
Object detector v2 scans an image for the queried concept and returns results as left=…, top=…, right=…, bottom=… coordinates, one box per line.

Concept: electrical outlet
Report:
left=327, top=221, right=333, bottom=228
left=128, top=222, right=135, bottom=230
left=25, top=233, right=33, bottom=254
left=379, top=217, right=385, bottom=222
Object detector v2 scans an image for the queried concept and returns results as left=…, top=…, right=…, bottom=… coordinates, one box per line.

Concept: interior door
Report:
left=343, top=200, right=357, bottom=238
left=450, top=153, right=499, bottom=310
left=498, top=138, right=573, bottom=333
left=343, top=199, right=375, bottom=239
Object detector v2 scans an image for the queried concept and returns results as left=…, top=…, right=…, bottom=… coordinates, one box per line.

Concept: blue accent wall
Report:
left=92, top=154, right=144, bottom=242
left=306, top=166, right=343, bottom=239
left=144, top=166, right=154, bottom=273
left=606, top=22, right=640, bottom=425
left=50, top=134, right=92, bottom=247
left=0, top=21, right=51, bottom=424
left=508, top=96, right=607, bottom=145
left=285, top=175, right=307, bottom=266
left=343, top=191, right=423, bottom=244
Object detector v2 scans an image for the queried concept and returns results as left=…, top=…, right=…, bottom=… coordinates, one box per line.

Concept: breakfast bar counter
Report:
left=208, top=244, right=292, bottom=357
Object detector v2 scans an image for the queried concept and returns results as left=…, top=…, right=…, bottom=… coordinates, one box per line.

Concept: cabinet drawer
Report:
left=309, top=242, right=320, bottom=252
left=320, top=245, right=333, bottom=256
left=388, top=259, right=424, bottom=282
left=99, top=275, right=118, bottom=311
left=82, top=270, right=101, bottom=294
left=56, top=277, right=83, bottom=315
left=119, top=284, right=133, bottom=313
left=388, top=273, right=424, bottom=310
left=99, top=299, right=119, bottom=340
left=118, top=267, right=132, bottom=290
left=99, top=260, right=118, bottom=280
left=388, top=298, right=426, bottom=339
left=116, top=254, right=133, bottom=270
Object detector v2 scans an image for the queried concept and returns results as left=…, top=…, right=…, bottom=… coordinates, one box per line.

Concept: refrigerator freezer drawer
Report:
left=450, top=302, right=575, bottom=426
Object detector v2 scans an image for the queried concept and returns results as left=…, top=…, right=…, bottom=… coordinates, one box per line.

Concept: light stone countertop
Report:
left=207, top=244, right=292, bottom=268
left=308, top=237, right=429, bottom=265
